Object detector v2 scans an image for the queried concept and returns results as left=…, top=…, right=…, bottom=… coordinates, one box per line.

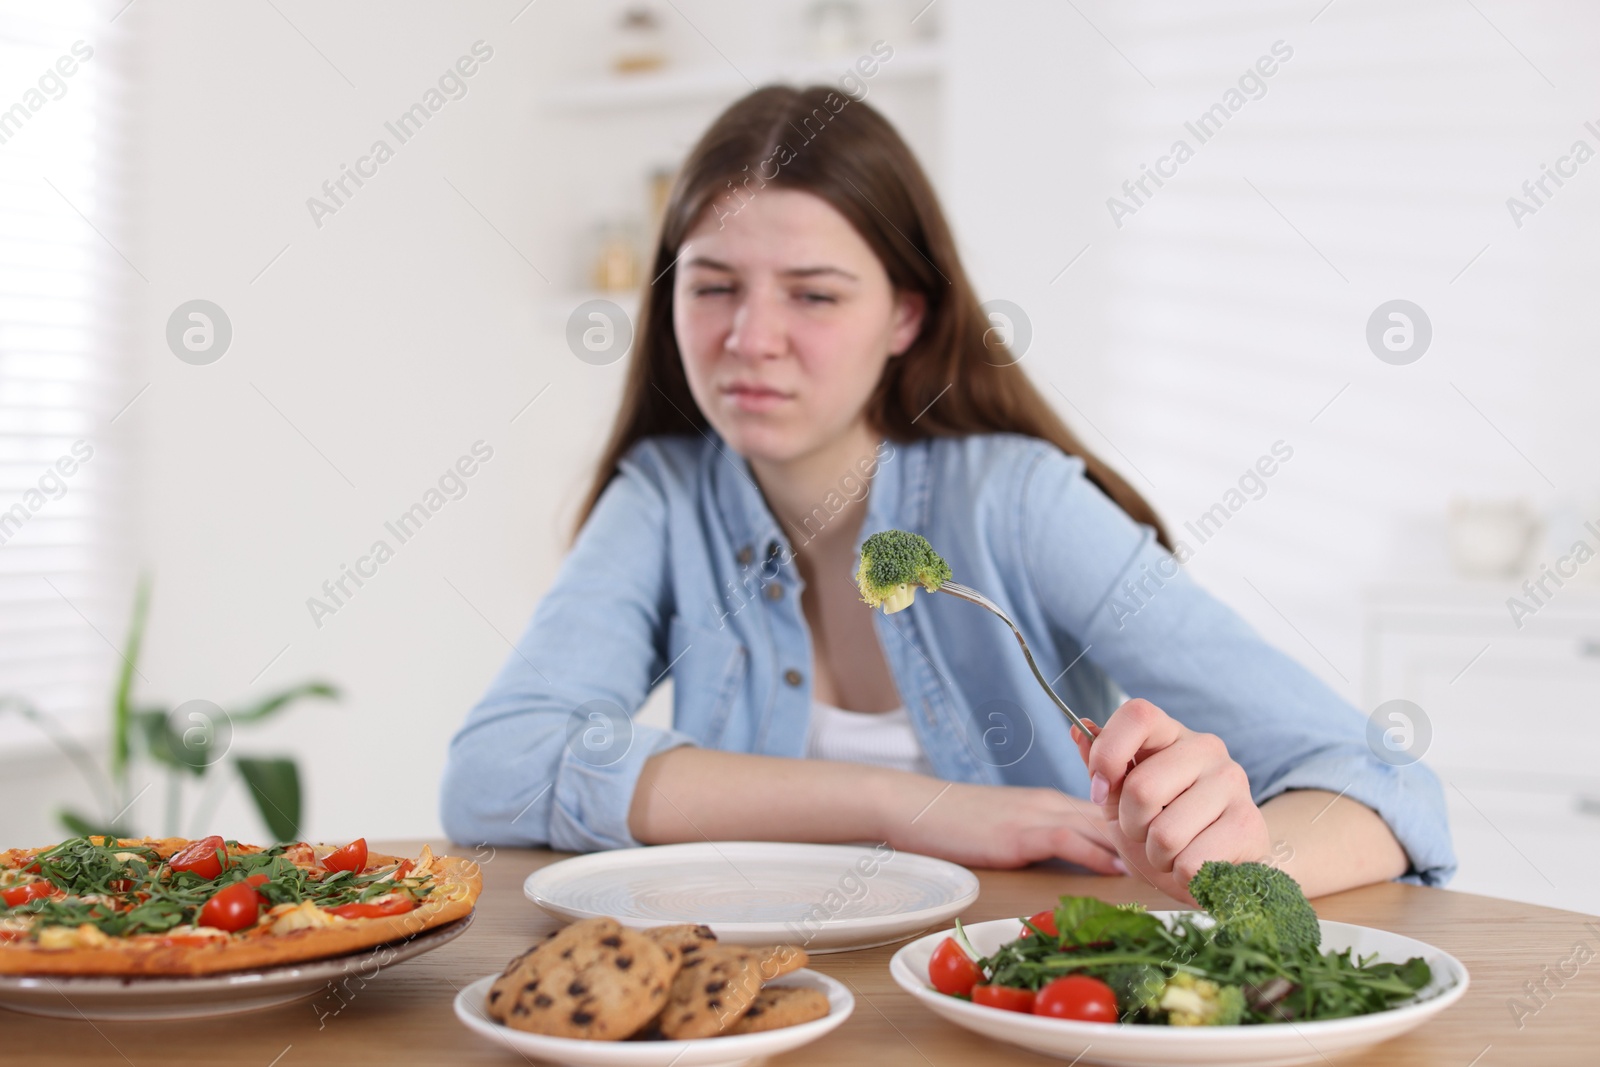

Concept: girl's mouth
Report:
left=721, top=382, right=794, bottom=412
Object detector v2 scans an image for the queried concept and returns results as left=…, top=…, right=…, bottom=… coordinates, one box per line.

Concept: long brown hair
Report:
left=572, top=84, right=1169, bottom=549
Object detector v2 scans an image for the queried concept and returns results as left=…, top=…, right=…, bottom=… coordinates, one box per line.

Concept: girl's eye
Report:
left=798, top=292, right=837, bottom=304
left=692, top=285, right=734, bottom=297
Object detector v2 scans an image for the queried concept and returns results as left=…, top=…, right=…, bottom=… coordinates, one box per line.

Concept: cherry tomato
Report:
left=322, top=839, right=368, bottom=874
left=1033, top=975, right=1119, bottom=1023
left=1021, top=909, right=1059, bottom=939
left=245, top=873, right=270, bottom=888
left=327, top=897, right=416, bottom=920
left=928, top=936, right=984, bottom=997
left=393, top=859, right=414, bottom=880
left=198, top=881, right=265, bottom=932
left=169, top=836, right=227, bottom=880
left=972, top=984, right=1037, bottom=1012
left=1, top=882, right=54, bottom=908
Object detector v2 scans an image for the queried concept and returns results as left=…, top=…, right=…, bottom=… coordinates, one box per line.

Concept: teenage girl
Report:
left=440, top=85, right=1454, bottom=902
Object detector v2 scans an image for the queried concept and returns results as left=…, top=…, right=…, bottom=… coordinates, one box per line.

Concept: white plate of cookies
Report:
left=524, top=841, right=979, bottom=952
left=454, top=916, right=853, bottom=1066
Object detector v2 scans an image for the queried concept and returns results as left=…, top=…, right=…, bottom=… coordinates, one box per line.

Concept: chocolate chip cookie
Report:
left=728, top=985, right=831, bottom=1033
left=486, top=917, right=673, bottom=1040
left=657, top=942, right=810, bottom=1039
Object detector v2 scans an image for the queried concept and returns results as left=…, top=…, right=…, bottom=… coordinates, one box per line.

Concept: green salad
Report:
left=928, top=861, right=1433, bottom=1025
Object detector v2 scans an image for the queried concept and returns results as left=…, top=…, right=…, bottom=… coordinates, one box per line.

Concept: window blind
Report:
left=0, top=0, right=137, bottom=750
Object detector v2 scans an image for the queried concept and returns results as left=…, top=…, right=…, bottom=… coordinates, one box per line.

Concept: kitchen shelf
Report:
left=543, top=41, right=946, bottom=112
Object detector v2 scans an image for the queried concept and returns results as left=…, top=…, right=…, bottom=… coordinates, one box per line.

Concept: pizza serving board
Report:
left=0, top=912, right=473, bottom=1020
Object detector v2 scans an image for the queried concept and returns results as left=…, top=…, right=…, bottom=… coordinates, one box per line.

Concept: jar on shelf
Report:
left=804, top=1, right=865, bottom=60
left=613, top=6, right=667, bottom=74
left=590, top=220, right=642, bottom=293
left=647, top=164, right=676, bottom=234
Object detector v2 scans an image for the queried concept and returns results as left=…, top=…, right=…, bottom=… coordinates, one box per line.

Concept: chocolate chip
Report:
left=489, top=989, right=501, bottom=1002
left=615, top=955, right=633, bottom=970
left=705, top=980, right=727, bottom=993
left=572, top=1010, right=593, bottom=1025
left=522, top=979, right=539, bottom=992
left=708, top=998, right=722, bottom=1009
left=567, top=980, right=587, bottom=996
left=600, top=934, right=622, bottom=947
left=561, top=947, right=573, bottom=959
left=746, top=1005, right=765, bottom=1017
left=533, top=993, right=553, bottom=1008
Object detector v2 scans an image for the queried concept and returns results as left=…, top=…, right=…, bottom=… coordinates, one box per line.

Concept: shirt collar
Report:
left=709, top=426, right=904, bottom=578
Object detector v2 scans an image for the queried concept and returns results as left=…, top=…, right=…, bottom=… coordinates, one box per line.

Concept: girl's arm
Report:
left=628, top=746, right=1129, bottom=874
left=439, top=444, right=697, bottom=851
left=1016, top=443, right=1456, bottom=897
left=1260, top=787, right=1409, bottom=896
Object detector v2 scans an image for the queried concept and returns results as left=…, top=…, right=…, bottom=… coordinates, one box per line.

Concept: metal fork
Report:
left=934, top=581, right=1098, bottom=742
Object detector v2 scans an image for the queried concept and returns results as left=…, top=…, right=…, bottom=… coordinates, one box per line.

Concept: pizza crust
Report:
left=0, top=838, right=483, bottom=976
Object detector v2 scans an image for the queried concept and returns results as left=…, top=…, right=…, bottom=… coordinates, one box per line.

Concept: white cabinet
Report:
left=1364, top=583, right=1600, bottom=916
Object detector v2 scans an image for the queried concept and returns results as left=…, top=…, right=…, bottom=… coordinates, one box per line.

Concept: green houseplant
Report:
left=1, top=575, right=340, bottom=841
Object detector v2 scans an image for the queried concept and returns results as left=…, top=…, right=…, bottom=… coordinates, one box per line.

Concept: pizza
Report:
left=0, top=834, right=482, bottom=976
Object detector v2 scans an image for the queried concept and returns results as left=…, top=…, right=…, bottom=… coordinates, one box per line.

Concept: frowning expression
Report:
left=673, top=188, right=923, bottom=463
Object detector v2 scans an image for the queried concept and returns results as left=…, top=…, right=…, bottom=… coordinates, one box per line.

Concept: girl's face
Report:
left=673, top=188, right=924, bottom=465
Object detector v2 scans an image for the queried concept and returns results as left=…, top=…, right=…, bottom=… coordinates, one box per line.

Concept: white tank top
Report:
left=804, top=698, right=935, bottom=776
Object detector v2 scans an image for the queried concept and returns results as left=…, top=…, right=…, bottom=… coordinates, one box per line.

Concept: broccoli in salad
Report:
left=856, top=529, right=952, bottom=614
left=925, top=859, right=1433, bottom=1026
left=1188, top=859, right=1322, bottom=957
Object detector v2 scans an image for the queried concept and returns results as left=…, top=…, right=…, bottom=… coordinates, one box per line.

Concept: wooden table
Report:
left=9, top=840, right=1598, bottom=1065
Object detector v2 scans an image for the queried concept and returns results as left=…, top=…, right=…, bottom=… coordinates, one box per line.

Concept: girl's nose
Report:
left=725, top=291, right=786, bottom=361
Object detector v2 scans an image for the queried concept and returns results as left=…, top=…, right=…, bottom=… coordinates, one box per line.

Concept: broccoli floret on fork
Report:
left=856, top=530, right=953, bottom=614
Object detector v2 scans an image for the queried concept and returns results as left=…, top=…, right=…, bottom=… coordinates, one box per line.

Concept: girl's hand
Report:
left=1071, top=698, right=1271, bottom=904
left=885, top=779, right=1129, bottom=875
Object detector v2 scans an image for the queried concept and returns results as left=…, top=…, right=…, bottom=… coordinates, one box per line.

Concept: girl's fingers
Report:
left=1049, top=823, right=1125, bottom=875
left=1169, top=805, right=1263, bottom=891
left=1086, top=700, right=1182, bottom=801
left=1112, top=740, right=1203, bottom=844
left=1139, top=774, right=1235, bottom=873
left=1069, top=720, right=1098, bottom=766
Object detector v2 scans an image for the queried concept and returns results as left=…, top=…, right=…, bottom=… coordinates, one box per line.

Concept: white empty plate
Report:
left=889, top=915, right=1470, bottom=1067
left=454, top=967, right=852, bottom=1067
left=523, top=842, right=978, bottom=953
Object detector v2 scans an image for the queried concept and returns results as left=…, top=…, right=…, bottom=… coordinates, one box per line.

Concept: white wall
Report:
left=944, top=0, right=1600, bottom=681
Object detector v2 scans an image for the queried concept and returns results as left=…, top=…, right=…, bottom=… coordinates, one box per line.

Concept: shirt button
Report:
left=783, top=668, right=803, bottom=687
left=736, top=545, right=754, bottom=565
left=765, top=583, right=784, bottom=601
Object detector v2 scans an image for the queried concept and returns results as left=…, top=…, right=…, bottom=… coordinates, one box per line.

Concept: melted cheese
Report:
left=162, top=924, right=230, bottom=940
left=37, top=924, right=110, bottom=950
left=266, top=900, right=341, bottom=934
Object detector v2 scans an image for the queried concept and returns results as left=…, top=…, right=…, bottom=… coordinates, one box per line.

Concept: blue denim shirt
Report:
left=439, top=429, right=1456, bottom=886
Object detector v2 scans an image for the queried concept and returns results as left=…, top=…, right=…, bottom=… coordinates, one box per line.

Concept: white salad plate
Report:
left=0, top=913, right=473, bottom=1020
left=523, top=841, right=978, bottom=953
left=454, top=966, right=853, bottom=1067
left=889, top=914, right=1469, bottom=1067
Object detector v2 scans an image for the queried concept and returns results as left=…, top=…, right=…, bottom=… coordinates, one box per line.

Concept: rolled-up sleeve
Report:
left=1016, top=445, right=1457, bottom=887
left=439, top=448, right=698, bottom=852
